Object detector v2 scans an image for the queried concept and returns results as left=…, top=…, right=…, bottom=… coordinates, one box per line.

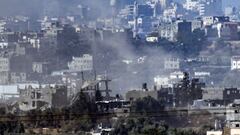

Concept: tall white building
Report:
left=68, top=54, right=93, bottom=72
left=183, top=0, right=222, bottom=16
left=183, top=0, right=200, bottom=11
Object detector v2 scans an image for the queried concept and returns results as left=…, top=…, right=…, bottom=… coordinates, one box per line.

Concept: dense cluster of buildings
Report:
left=1, top=0, right=240, bottom=134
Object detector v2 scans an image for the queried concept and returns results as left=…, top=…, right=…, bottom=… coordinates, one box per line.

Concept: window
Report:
left=227, top=91, right=230, bottom=95
left=32, top=101, right=35, bottom=107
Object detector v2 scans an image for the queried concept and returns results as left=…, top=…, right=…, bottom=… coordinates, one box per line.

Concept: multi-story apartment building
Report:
left=164, top=57, right=180, bottom=70
left=68, top=54, right=93, bottom=72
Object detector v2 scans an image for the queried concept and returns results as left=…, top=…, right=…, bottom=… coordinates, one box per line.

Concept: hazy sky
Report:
left=0, top=0, right=239, bottom=17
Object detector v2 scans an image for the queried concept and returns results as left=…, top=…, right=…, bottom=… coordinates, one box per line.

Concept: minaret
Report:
left=110, top=0, right=117, bottom=31
left=133, top=1, right=138, bottom=38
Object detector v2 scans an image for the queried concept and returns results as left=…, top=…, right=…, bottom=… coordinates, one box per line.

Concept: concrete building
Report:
left=205, top=20, right=237, bottom=40
left=10, top=72, right=26, bottom=83
left=154, top=71, right=184, bottom=89
left=0, top=21, right=6, bottom=33
left=226, top=100, right=240, bottom=122
left=159, top=20, right=192, bottom=42
left=41, top=21, right=62, bottom=36
left=119, top=5, right=135, bottom=18
left=0, top=57, right=10, bottom=72
left=191, top=20, right=202, bottom=31
left=202, top=16, right=229, bottom=26
left=203, top=87, right=240, bottom=105
left=183, top=0, right=222, bottom=16
left=68, top=54, right=93, bottom=72
left=0, top=72, right=9, bottom=84
left=164, top=57, right=180, bottom=70
left=216, top=22, right=238, bottom=40
left=202, top=87, right=224, bottom=101
left=32, top=62, right=48, bottom=74
left=28, top=38, right=40, bottom=49
left=206, top=121, right=240, bottom=135
left=183, top=0, right=200, bottom=12
left=136, top=16, right=155, bottom=34
left=154, top=76, right=169, bottom=88
left=169, top=71, right=184, bottom=80
left=125, top=88, right=168, bottom=102
left=163, top=5, right=177, bottom=21
left=206, top=131, right=222, bottom=135
left=0, top=42, right=8, bottom=49
left=224, top=102, right=240, bottom=134
left=0, top=57, right=10, bottom=84
left=168, top=71, right=185, bottom=86
left=159, top=22, right=176, bottom=41
left=18, top=85, right=68, bottom=111
left=231, top=56, right=240, bottom=70
left=224, top=128, right=240, bottom=135
left=126, top=83, right=158, bottom=101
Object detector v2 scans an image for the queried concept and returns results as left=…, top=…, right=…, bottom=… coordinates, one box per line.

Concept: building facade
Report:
left=164, top=57, right=180, bottom=70
left=68, top=54, right=93, bottom=72
left=18, top=85, right=68, bottom=111
left=231, top=56, right=240, bottom=70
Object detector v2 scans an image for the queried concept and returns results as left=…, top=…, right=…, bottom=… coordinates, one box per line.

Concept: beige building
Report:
left=206, top=131, right=222, bottom=135
left=227, top=129, right=240, bottom=135
left=224, top=121, right=240, bottom=135
left=207, top=122, right=240, bottom=135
